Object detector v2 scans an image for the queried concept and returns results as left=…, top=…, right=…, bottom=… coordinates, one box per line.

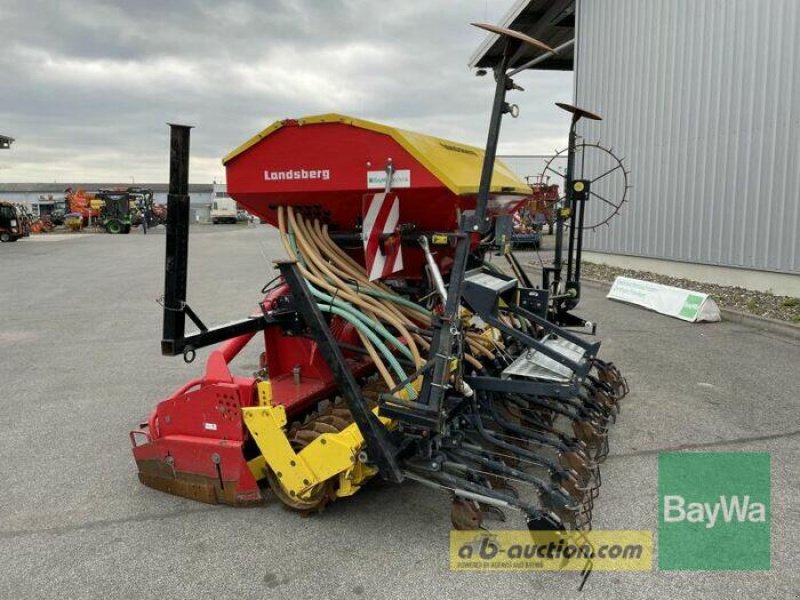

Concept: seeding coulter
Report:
left=131, top=25, right=627, bottom=533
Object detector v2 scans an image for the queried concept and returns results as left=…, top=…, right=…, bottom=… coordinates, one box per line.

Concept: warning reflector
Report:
left=362, top=192, right=403, bottom=281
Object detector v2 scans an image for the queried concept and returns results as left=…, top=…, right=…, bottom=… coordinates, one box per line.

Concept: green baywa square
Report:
left=658, top=452, right=771, bottom=571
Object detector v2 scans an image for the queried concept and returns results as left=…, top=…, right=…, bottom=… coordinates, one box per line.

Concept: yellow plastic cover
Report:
left=222, top=113, right=530, bottom=196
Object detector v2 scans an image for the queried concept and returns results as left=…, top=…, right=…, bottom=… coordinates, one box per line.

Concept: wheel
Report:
left=123, top=225, right=131, bottom=234
left=265, top=467, right=334, bottom=512
left=0, top=232, right=11, bottom=242
left=540, top=142, right=629, bottom=231
left=212, top=219, right=218, bottom=225
left=105, top=219, right=122, bottom=234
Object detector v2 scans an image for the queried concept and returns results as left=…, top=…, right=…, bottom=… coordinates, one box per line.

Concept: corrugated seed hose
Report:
left=308, top=218, right=493, bottom=364
left=287, top=207, right=423, bottom=364
left=277, top=206, right=484, bottom=389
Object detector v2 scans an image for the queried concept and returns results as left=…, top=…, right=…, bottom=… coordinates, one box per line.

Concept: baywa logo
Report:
left=663, top=494, right=767, bottom=529
left=658, top=452, right=771, bottom=571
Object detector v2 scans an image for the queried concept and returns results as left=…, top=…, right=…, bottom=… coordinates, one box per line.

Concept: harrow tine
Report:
left=506, top=391, right=587, bottom=422
left=450, top=444, right=592, bottom=525
left=506, top=392, right=609, bottom=438
left=502, top=401, right=563, bottom=441
left=584, top=378, right=618, bottom=414
left=448, top=450, right=571, bottom=507
left=477, top=414, right=599, bottom=494
left=503, top=397, right=609, bottom=465
left=451, top=497, right=483, bottom=530
left=465, top=414, right=576, bottom=488
left=594, top=436, right=611, bottom=462
left=506, top=400, right=591, bottom=452
left=406, top=467, right=569, bottom=531
left=592, top=358, right=629, bottom=399
left=490, top=401, right=599, bottom=479
left=576, top=390, right=615, bottom=425
left=559, top=451, right=595, bottom=487
left=486, top=399, right=571, bottom=455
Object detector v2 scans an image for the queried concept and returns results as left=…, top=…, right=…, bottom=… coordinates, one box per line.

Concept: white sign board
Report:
left=607, top=276, right=721, bottom=322
left=367, top=169, right=411, bottom=189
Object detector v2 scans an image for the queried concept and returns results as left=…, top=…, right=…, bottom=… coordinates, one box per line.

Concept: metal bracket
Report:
left=276, top=260, right=403, bottom=483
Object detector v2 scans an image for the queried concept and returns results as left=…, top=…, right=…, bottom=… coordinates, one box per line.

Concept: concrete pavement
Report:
left=0, top=225, right=797, bottom=599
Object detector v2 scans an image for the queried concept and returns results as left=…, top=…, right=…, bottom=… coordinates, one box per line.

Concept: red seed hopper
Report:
left=223, top=114, right=530, bottom=277
left=224, top=113, right=530, bottom=230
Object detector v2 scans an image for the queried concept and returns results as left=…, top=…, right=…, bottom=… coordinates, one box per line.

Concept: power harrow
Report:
left=131, top=24, right=628, bottom=536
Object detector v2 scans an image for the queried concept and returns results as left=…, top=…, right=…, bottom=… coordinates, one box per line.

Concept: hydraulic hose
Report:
left=287, top=207, right=424, bottom=367
left=306, top=216, right=442, bottom=367
left=309, top=216, right=495, bottom=367
left=313, top=219, right=432, bottom=325
left=277, top=207, right=421, bottom=395
left=318, top=304, right=416, bottom=398
left=309, top=281, right=415, bottom=363
left=277, top=206, right=487, bottom=378
left=354, top=329, right=395, bottom=391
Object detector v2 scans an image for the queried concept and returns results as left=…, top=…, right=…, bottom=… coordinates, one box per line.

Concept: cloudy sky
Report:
left=1, top=0, right=573, bottom=183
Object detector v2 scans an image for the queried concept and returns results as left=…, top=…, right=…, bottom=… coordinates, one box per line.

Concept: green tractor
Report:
left=96, top=190, right=132, bottom=234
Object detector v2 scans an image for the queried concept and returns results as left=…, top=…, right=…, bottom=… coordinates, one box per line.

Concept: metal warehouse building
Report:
left=474, top=0, right=800, bottom=295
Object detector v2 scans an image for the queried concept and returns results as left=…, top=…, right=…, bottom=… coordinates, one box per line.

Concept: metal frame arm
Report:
left=277, top=260, right=403, bottom=483
left=160, top=123, right=273, bottom=357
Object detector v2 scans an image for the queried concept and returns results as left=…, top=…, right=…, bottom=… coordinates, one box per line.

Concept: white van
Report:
left=210, top=196, right=238, bottom=224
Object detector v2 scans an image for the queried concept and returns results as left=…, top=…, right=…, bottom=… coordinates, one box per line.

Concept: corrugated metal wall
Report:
left=575, top=0, right=800, bottom=274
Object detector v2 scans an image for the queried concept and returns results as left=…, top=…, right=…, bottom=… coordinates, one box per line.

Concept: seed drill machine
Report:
left=131, top=24, right=628, bottom=533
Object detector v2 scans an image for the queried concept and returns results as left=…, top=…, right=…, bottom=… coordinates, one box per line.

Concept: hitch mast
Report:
left=416, top=24, right=555, bottom=430
left=160, top=124, right=268, bottom=358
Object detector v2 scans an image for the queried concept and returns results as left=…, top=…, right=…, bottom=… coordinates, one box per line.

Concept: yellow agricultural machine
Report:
left=131, top=24, right=627, bottom=536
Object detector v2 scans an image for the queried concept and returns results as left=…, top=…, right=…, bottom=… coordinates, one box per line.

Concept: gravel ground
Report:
left=580, top=262, right=800, bottom=323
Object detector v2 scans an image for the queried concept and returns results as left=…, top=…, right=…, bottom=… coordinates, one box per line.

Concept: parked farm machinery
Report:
left=65, top=186, right=159, bottom=233
left=130, top=24, right=627, bottom=538
left=522, top=175, right=560, bottom=235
